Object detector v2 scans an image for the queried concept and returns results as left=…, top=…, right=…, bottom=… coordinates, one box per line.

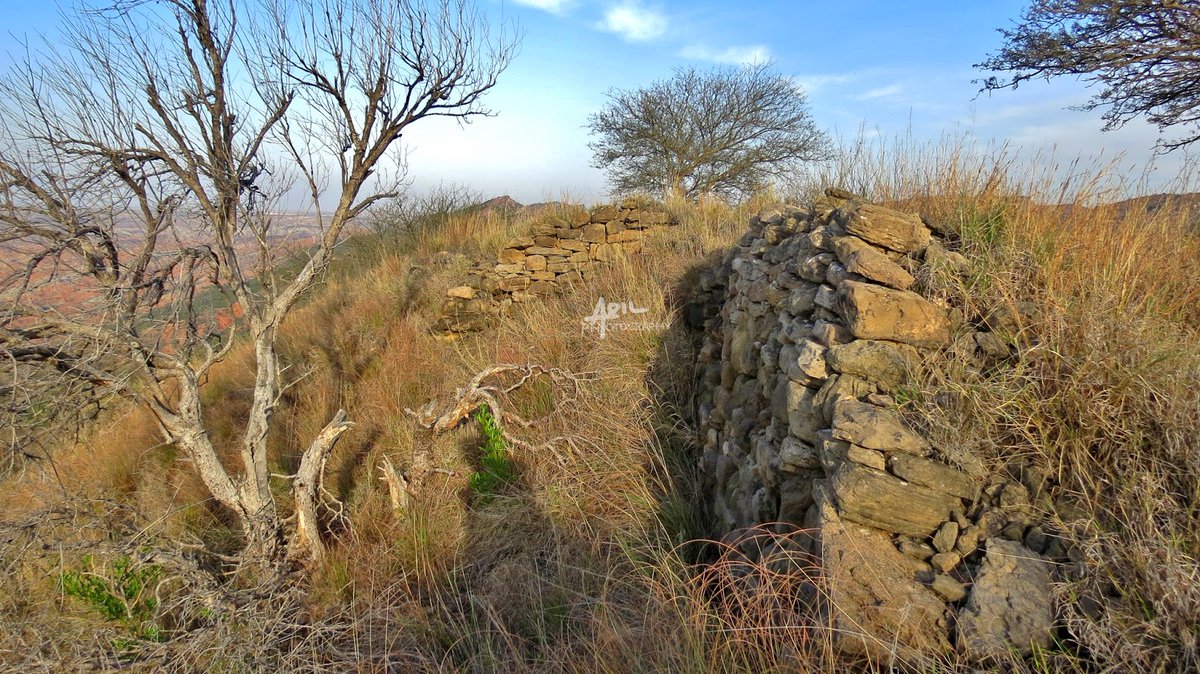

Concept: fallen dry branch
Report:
left=405, top=363, right=597, bottom=465
left=406, top=363, right=594, bottom=432
left=378, top=454, right=411, bottom=512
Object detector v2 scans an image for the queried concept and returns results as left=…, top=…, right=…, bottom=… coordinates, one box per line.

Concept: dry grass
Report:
left=2, top=138, right=1199, bottom=672
left=809, top=134, right=1200, bottom=672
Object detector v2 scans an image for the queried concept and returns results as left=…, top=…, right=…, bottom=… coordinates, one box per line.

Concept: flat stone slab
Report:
left=830, top=461, right=961, bottom=536
left=889, top=454, right=978, bottom=500
left=812, top=483, right=953, bottom=661
left=826, top=339, right=921, bottom=392
left=831, top=399, right=930, bottom=455
left=837, top=280, right=950, bottom=347
left=841, top=203, right=931, bottom=253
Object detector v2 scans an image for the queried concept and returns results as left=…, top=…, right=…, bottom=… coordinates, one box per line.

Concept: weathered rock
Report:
left=840, top=204, right=931, bottom=253
left=590, top=205, right=619, bottom=223
left=829, top=462, right=961, bottom=536
left=811, top=319, right=853, bottom=346
left=831, top=399, right=930, bottom=455
left=525, top=254, right=547, bottom=271
left=445, top=285, right=477, bottom=300
left=779, top=435, right=820, bottom=472
left=957, top=539, right=1055, bottom=660
left=955, top=524, right=982, bottom=556
left=498, top=276, right=530, bottom=292
left=837, top=281, right=950, bottom=347
left=592, top=243, right=616, bottom=262
left=927, top=573, right=967, bottom=603
left=558, top=238, right=590, bottom=252
left=786, top=382, right=823, bottom=444
left=504, top=236, right=534, bottom=249
left=846, top=445, right=887, bottom=471
left=811, top=484, right=953, bottom=660
left=798, top=253, right=834, bottom=283
left=841, top=242, right=916, bottom=290
left=930, top=551, right=961, bottom=573
left=813, top=375, right=875, bottom=421
left=888, top=454, right=978, bottom=500
left=498, top=248, right=526, bottom=264
left=932, top=521, right=959, bottom=553
left=807, top=226, right=833, bottom=252
left=816, top=431, right=849, bottom=473
left=581, top=223, right=607, bottom=243
left=608, top=229, right=643, bottom=243
left=898, top=538, right=936, bottom=560
left=524, top=246, right=569, bottom=257
left=793, top=339, right=829, bottom=382
left=825, top=339, right=921, bottom=391
left=814, top=284, right=838, bottom=310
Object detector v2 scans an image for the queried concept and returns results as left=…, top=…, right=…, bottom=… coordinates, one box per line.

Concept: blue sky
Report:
left=1, top=1, right=1189, bottom=203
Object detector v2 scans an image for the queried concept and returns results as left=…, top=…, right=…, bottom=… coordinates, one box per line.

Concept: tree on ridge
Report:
left=587, top=63, right=830, bottom=201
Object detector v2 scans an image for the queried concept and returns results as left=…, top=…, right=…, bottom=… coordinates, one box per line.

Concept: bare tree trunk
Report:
left=292, top=409, right=353, bottom=562
left=0, top=0, right=517, bottom=572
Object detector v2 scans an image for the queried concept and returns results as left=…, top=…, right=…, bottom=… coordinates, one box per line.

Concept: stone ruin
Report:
left=687, top=189, right=1060, bottom=663
left=434, top=199, right=676, bottom=336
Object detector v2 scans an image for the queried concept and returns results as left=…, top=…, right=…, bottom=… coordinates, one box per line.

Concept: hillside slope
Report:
left=2, top=149, right=1199, bottom=672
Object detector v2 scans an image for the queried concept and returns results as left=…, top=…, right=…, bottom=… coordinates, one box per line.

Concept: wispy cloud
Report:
left=679, top=44, right=771, bottom=66
left=856, top=83, right=904, bottom=101
left=512, top=0, right=574, bottom=14
left=598, top=1, right=668, bottom=42
left=791, top=72, right=857, bottom=94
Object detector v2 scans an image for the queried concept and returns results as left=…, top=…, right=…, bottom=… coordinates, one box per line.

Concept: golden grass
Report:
left=2, top=138, right=1199, bottom=671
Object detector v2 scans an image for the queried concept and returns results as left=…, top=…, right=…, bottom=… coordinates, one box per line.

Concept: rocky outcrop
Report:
left=434, top=199, right=675, bottom=336
left=957, top=538, right=1055, bottom=660
left=689, top=189, right=1056, bottom=663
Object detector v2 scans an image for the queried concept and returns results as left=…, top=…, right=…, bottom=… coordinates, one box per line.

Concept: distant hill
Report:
left=477, top=195, right=523, bottom=214
left=1113, top=193, right=1200, bottom=230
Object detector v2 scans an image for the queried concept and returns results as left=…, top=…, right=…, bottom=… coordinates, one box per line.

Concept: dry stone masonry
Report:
left=435, top=199, right=676, bottom=336
left=689, top=189, right=1057, bottom=664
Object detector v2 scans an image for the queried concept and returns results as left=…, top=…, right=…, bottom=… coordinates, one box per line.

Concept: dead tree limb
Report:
left=405, top=363, right=597, bottom=466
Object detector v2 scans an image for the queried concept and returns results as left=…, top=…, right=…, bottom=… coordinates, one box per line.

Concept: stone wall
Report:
left=435, top=200, right=675, bottom=335
left=688, top=189, right=1057, bottom=663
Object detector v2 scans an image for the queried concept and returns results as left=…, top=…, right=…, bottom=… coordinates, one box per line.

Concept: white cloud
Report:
left=679, top=44, right=771, bottom=66
left=857, top=83, right=904, bottom=101
left=512, top=0, right=574, bottom=14
left=791, top=72, right=857, bottom=94
left=598, top=1, right=668, bottom=42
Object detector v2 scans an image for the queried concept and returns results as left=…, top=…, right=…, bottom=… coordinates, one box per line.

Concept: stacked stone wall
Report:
left=689, top=188, right=1057, bottom=662
left=435, top=199, right=675, bottom=335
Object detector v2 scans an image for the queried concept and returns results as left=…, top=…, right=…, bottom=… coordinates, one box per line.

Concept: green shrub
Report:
left=467, top=405, right=515, bottom=504
left=61, top=555, right=164, bottom=642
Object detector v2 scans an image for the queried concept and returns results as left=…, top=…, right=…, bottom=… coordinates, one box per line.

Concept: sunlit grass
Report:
left=2, top=135, right=1199, bottom=671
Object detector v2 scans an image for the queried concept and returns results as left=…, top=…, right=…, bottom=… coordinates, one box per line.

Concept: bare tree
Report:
left=0, top=0, right=516, bottom=572
left=586, top=63, right=830, bottom=200
left=978, top=0, right=1200, bottom=150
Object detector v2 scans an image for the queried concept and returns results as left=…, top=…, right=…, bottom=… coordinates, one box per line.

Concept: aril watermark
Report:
left=581, top=296, right=668, bottom=339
